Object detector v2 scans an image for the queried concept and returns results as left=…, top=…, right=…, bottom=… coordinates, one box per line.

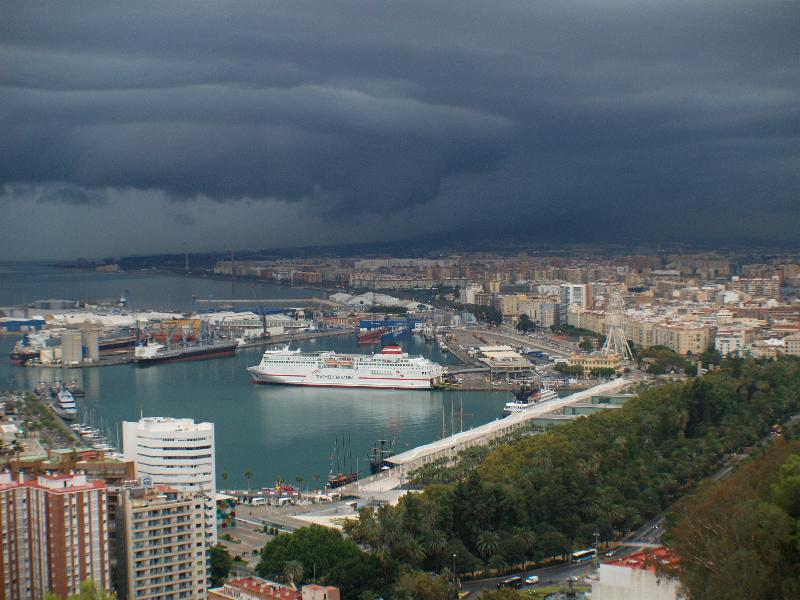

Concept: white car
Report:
left=524, top=575, right=539, bottom=585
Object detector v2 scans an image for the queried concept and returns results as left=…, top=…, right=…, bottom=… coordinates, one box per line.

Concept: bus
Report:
left=497, top=576, right=523, bottom=589
left=571, top=549, right=597, bottom=563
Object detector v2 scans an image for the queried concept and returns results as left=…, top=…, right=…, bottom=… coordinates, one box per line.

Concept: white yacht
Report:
left=502, top=386, right=559, bottom=416
left=54, top=389, right=78, bottom=420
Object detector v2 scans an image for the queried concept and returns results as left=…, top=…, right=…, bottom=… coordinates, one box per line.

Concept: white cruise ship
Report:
left=248, top=344, right=445, bottom=389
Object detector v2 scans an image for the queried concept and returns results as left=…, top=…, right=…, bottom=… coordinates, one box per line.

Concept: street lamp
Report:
left=452, top=553, right=458, bottom=596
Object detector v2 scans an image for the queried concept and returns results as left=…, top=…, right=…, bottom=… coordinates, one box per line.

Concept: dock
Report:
left=338, top=378, right=630, bottom=494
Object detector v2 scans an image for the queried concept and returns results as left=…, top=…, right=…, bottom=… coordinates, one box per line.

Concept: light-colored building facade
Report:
left=118, top=486, right=207, bottom=600
left=122, top=418, right=217, bottom=547
left=714, top=327, right=757, bottom=357
left=785, top=333, right=800, bottom=357
left=459, top=283, right=484, bottom=305
left=652, top=323, right=714, bottom=356
left=559, top=284, right=592, bottom=323
left=567, top=353, right=622, bottom=377
left=0, top=472, right=110, bottom=600
left=592, top=549, right=684, bottom=600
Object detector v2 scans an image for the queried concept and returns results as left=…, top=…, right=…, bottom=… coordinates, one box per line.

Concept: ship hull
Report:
left=134, top=344, right=237, bottom=365
left=248, top=369, right=435, bottom=389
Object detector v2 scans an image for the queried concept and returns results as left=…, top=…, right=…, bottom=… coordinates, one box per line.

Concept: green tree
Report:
left=393, top=570, right=453, bottom=600
left=244, top=469, right=253, bottom=493
left=257, top=525, right=361, bottom=582
left=45, top=579, right=116, bottom=599
left=326, top=553, right=395, bottom=599
left=667, top=440, right=800, bottom=599
left=516, top=314, right=536, bottom=333
left=210, top=544, right=233, bottom=587
left=283, top=559, right=303, bottom=589
left=476, top=531, right=501, bottom=560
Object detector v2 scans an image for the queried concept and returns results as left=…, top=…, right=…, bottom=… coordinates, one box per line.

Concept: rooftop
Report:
left=607, top=548, right=679, bottom=572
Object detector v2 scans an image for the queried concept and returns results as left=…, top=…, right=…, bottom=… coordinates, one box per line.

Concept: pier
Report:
left=338, top=378, right=630, bottom=494
left=197, top=298, right=340, bottom=308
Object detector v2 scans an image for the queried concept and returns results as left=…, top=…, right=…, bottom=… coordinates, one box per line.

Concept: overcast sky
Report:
left=2, top=1, right=798, bottom=259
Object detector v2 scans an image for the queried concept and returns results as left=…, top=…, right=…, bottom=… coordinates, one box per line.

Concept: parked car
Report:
left=524, top=575, right=540, bottom=585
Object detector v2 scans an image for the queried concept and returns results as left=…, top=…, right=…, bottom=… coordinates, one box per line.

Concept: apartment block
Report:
left=715, top=328, right=757, bottom=357
left=122, top=418, right=216, bottom=548
left=652, top=324, right=715, bottom=356
left=0, top=472, right=110, bottom=600
left=118, top=485, right=207, bottom=600
left=559, top=284, right=593, bottom=323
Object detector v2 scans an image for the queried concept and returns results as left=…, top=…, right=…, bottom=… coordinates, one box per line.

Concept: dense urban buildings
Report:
left=0, top=472, right=110, bottom=600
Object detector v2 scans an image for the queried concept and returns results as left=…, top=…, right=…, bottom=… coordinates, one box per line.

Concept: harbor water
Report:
left=0, top=264, right=511, bottom=489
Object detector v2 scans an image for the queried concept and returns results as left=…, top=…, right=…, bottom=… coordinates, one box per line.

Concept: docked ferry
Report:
left=247, top=344, right=445, bottom=389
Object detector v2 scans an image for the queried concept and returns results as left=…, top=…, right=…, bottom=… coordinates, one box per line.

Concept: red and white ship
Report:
left=247, top=343, right=445, bottom=389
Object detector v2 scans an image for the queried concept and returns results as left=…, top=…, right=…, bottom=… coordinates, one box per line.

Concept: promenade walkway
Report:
left=340, top=378, right=629, bottom=494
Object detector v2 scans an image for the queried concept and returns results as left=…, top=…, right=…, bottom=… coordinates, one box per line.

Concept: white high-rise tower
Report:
left=122, top=417, right=217, bottom=547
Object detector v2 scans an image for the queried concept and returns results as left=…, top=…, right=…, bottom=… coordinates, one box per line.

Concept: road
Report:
left=459, top=434, right=763, bottom=596
left=460, top=516, right=665, bottom=595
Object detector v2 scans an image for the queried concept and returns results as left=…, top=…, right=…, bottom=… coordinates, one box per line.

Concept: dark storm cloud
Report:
left=1, top=0, right=799, bottom=247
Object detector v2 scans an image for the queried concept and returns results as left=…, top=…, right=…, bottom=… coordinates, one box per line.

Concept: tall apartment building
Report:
left=122, top=418, right=217, bottom=547
left=0, top=471, right=110, bottom=600
left=118, top=486, right=207, bottom=600
left=559, top=284, right=593, bottom=324
left=459, top=283, right=484, bottom=305
left=536, top=302, right=559, bottom=328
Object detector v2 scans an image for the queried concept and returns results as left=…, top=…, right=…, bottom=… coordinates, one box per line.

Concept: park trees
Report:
left=667, top=440, right=800, bottom=599
left=209, top=544, right=233, bottom=587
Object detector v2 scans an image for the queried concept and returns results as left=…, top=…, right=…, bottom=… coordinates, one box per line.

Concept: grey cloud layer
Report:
left=2, top=0, right=799, bottom=249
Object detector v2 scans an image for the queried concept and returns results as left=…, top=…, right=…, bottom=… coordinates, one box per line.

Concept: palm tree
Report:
left=513, top=528, right=537, bottom=567
left=243, top=470, right=253, bottom=494
left=378, top=510, right=402, bottom=549
left=295, top=475, right=304, bottom=491
left=283, top=559, right=303, bottom=589
left=221, top=472, right=229, bottom=488
left=399, top=535, right=426, bottom=565
left=312, top=473, right=321, bottom=490
left=476, top=531, right=501, bottom=560
left=425, top=529, right=448, bottom=557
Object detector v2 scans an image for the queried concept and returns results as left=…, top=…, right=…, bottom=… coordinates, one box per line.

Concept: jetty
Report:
left=338, top=378, right=630, bottom=494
